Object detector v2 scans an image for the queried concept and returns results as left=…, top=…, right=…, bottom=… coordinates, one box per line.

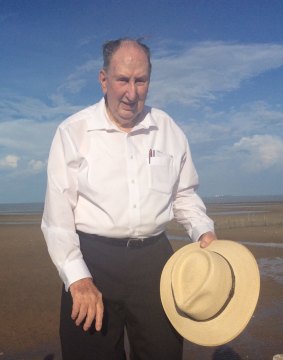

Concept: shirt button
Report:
left=133, top=204, right=137, bottom=208
left=131, top=179, right=135, bottom=184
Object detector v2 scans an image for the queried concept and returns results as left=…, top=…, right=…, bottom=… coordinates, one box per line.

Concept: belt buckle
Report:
left=126, top=238, right=144, bottom=248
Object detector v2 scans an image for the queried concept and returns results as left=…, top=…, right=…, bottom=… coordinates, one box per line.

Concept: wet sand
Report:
left=0, top=201, right=282, bottom=359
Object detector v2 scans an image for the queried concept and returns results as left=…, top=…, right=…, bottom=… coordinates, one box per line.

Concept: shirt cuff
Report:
left=191, top=223, right=215, bottom=242
left=60, top=258, right=92, bottom=291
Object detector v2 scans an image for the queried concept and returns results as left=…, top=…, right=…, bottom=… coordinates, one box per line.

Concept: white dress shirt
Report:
left=41, top=98, right=214, bottom=289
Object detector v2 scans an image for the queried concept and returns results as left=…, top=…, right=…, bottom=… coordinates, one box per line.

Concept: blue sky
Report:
left=1, top=0, right=283, bottom=203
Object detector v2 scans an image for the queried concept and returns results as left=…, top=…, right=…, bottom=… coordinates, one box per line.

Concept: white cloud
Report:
left=227, top=102, right=283, bottom=135
left=233, top=134, right=283, bottom=172
left=149, top=41, right=283, bottom=107
left=0, top=93, right=87, bottom=182
left=28, top=159, right=47, bottom=173
left=0, top=117, right=57, bottom=181
left=0, top=118, right=57, bottom=156
left=0, top=95, right=81, bottom=122
left=0, top=154, right=20, bottom=169
left=179, top=101, right=283, bottom=145
left=56, top=59, right=101, bottom=96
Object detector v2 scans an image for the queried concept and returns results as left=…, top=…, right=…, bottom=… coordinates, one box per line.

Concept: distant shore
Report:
left=0, top=201, right=282, bottom=359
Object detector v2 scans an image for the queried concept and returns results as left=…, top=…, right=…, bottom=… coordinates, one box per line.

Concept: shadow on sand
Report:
left=213, top=345, right=242, bottom=360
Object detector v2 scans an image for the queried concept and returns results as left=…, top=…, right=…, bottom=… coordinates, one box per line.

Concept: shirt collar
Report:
left=86, top=97, right=158, bottom=132
left=86, top=98, right=114, bottom=131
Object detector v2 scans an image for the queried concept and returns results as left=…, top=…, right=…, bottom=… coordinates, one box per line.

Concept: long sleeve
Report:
left=173, top=142, right=214, bottom=241
left=41, top=126, right=91, bottom=290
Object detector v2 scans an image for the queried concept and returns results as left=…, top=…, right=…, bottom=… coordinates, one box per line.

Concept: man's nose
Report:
left=126, top=81, right=137, bottom=101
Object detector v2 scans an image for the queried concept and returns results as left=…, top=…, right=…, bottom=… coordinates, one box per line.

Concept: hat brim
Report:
left=160, top=240, right=260, bottom=346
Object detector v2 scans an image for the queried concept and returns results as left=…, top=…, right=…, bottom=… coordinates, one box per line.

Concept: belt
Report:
left=77, top=231, right=164, bottom=248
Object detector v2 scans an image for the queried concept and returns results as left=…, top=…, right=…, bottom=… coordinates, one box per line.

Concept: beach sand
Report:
left=0, top=202, right=282, bottom=359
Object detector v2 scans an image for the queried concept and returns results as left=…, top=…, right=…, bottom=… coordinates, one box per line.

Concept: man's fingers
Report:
left=199, top=231, right=217, bottom=248
left=94, top=297, right=104, bottom=331
left=75, top=303, right=88, bottom=327
left=69, top=278, right=104, bottom=331
left=82, top=295, right=103, bottom=331
left=71, top=301, right=80, bottom=321
left=200, top=238, right=210, bottom=248
left=82, top=305, right=96, bottom=331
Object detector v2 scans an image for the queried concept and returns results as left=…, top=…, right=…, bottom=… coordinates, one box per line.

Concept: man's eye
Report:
left=136, top=78, right=147, bottom=85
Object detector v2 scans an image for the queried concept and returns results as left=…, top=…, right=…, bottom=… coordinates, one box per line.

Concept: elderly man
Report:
left=42, top=38, right=216, bottom=360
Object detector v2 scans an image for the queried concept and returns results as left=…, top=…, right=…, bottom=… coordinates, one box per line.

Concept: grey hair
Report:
left=102, top=38, right=152, bottom=74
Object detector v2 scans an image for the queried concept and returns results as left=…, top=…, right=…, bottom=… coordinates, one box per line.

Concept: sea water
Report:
left=0, top=202, right=44, bottom=215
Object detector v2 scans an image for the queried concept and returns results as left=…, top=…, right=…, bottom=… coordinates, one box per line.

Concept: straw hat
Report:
left=160, top=240, right=260, bottom=346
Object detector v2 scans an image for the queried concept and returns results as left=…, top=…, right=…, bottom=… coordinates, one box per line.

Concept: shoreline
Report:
left=0, top=202, right=282, bottom=360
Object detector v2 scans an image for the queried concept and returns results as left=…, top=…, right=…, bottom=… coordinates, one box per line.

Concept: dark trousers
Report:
left=60, top=232, right=183, bottom=360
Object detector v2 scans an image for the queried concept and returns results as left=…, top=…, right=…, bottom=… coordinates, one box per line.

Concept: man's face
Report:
left=99, top=43, right=150, bottom=131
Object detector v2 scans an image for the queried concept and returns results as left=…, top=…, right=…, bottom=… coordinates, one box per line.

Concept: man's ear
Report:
left=99, top=69, right=107, bottom=94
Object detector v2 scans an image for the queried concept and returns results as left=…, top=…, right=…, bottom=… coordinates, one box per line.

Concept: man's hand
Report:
left=69, top=277, right=104, bottom=332
left=199, top=231, right=217, bottom=248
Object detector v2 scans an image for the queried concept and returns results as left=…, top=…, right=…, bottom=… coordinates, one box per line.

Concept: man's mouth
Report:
left=122, top=102, right=136, bottom=110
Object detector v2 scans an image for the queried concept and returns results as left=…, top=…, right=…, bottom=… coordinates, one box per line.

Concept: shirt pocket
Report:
left=148, top=153, right=174, bottom=194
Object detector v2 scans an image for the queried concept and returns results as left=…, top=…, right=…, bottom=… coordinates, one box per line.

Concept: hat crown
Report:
left=171, top=250, right=234, bottom=321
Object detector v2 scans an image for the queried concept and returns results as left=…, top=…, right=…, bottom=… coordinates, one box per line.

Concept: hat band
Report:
left=174, top=252, right=236, bottom=322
